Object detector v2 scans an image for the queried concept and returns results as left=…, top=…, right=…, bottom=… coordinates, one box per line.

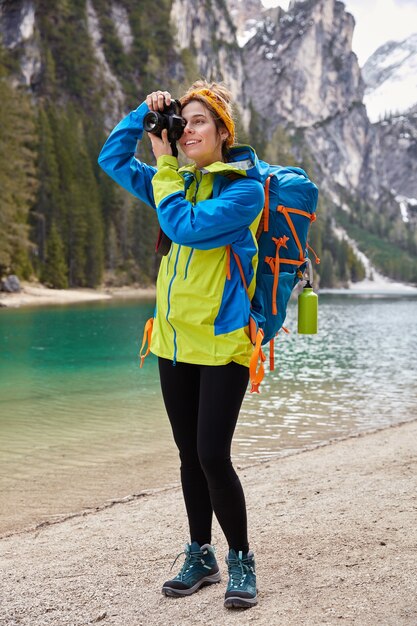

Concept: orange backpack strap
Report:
left=255, top=174, right=273, bottom=240
left=249, top=315, right=258, bottom=344
left=249, top=329, right=266, bottom=393
left=139, top=317, right=154, bottom=368
left=269, top=338, right=275, bottom=372
left=277, top=205, right=307, bottom=263
left=307, top=242, right=321, bottom=264
left=269, top=327, right=290, bottom=372
left=232, top=250, right=250, bottom=301
left=225, top=244, right=231, bottom=279
left=263, top=175, right=272, bottom=233
left=271, top=235, right=289, bottom=315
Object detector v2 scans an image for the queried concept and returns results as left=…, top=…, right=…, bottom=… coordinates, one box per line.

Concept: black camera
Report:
left=143, top=99, right=186, bottom=144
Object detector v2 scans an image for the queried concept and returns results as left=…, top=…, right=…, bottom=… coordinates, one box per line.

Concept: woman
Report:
left=98, top=81, right=266, bottom=609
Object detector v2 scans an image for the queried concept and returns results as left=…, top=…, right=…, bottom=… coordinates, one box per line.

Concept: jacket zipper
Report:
left=166, top=171, right=200, bottom=364
left=166, top=244, right=181, bottom=365
left=184, top=249, right=194, bottom=279
left=192, top=170, right=201, bottom=203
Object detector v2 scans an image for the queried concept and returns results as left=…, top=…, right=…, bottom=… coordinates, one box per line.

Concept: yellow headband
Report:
left=181, top=88, right=235, bottom=148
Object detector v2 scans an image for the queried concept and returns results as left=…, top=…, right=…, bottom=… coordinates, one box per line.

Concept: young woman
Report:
left=98, top=80, right=266, bottom=609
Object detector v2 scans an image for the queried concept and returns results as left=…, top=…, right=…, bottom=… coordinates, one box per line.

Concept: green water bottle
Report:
left=298, top=280, right=318, bottom=334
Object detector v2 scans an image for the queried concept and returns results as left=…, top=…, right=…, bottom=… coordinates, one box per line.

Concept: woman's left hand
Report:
left=148, top=128, right=172, bottom=160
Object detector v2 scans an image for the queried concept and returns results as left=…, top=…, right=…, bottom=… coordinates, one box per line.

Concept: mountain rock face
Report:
left=243, top=0, right=363, bottom=128
left=362, top=33, right=417, bottom=212
left=86, top=0, right=126, bottom=128
left=0, top=0, right=41, bottom=88
left=240, top=0, right=417, bottom=223
left=243, top=0, right=372, bottom=196
left=226, top=0, right=266, bottom=46
left=362, top=34, right=417, bottom=123
left=372, top=110, right=417, bottom=203
left=0, top=0, right=415, bottom=284
left=170, top=0, right=250, bottom=125
left=4, top=0, right=413, bottom=206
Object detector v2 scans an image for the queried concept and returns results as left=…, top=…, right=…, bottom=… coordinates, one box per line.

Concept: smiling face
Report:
left=178, top=100, right=229, bottom=168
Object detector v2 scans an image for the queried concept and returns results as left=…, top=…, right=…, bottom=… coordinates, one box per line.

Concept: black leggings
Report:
left=158, top=357, right=250, bottom=553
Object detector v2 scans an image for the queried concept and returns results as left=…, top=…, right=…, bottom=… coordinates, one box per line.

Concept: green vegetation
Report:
left=0, top=0, right=175, bottom=287
left=0, top=0, right=414, bottom=289
left=336, top=208, right=417, bottom=283
left=305, top=197, right=366, bottom=288
left=0, top=50, right=37, bottom=278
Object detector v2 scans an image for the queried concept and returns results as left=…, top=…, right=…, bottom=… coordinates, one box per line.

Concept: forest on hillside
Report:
left=2, top=0, right=413, bottom=289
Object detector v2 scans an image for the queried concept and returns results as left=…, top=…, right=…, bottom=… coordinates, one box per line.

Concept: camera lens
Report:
left=143, top=111, right=161, bottom=133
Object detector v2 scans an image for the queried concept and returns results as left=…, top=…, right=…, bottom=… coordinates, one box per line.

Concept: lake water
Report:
left=1, top=293, right=416, bottom=534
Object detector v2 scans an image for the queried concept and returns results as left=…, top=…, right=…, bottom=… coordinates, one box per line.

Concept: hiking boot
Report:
left=224, top=549, right=258, bottom=608
left=162, top=541, right=221, bottom=597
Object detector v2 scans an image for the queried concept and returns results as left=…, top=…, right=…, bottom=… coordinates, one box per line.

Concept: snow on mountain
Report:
left=362, top=33, right=417, bottom=122
left=226, top=0, right=267, bottom=47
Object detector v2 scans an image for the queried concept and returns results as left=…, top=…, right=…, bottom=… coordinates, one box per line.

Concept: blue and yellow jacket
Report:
left=98, top=102, right=268, bottom=367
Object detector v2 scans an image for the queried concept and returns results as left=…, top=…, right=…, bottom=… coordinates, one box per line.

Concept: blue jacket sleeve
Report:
left=152, top=158, right=265, bottom=250
left=98, top=102, right=157, bottom=209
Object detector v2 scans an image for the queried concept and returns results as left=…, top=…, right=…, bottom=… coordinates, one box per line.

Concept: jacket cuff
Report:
left=156, top=155, right=179, bottom=170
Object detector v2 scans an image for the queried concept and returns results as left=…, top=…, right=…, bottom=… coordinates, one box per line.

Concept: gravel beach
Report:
left=1, top=419, right=416, bottom=626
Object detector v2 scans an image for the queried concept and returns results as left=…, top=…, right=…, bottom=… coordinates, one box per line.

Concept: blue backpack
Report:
left=247, top=164, right=319, bottom=392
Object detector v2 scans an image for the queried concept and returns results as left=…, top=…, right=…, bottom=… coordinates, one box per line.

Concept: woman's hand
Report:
left=145, top=90, right=172, bottom=111
left=148, top=128, right=172, bottom=160
left=145, top=90, right=173, bottom=159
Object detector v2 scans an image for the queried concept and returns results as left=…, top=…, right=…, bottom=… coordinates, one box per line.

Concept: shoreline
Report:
left=1, top=417, right=415, bottom=541
left=1, top=276, right=417, bottom=310
left=0, top=282, right=156, bottom=309
left=2, top=418, right=417, bottom=625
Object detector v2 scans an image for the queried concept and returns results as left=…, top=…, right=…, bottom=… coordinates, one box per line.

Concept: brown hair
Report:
left=180, top=80, right=236, bottom=158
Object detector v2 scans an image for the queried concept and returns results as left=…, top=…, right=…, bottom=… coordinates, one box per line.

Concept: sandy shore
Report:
left=1, top=420, right=416, bottom=626
left=1, top=277, right=416, bottom=310
left=0, top=283, right=156, bottom=308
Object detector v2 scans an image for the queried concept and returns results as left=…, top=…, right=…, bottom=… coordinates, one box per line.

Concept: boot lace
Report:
left=227, top=554, right=254, bottom=589
left=170, top=545, right=207, bottom=582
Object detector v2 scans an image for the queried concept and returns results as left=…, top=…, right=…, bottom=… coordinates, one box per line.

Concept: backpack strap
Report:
left=249, top=329, right=266, bottom=393
left=255, top=174, right=273, bottom=240
left=139, top=317, right=154, bottom=367
left=226, top=245, right=266, bottom=392
left=269, top=338, right=275, bottom=371
left=229, top=247, right=251, bottom=301
left=270, top=235, right=289, bottom=315
left=263, top=175, right=272, bottom=233
left=277, top=205, right=313, bottom=262
left=307, top=242, right=321, bottom=264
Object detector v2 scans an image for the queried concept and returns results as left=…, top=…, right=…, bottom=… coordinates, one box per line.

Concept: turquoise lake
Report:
left=1, top=293, right=416, bottom=534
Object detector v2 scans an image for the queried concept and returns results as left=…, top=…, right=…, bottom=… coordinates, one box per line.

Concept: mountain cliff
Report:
left=0, top=0, right=416, bottom=288
left=362, top=33, right=417, bottom=123
left=239, top=0, right=416, bottom=281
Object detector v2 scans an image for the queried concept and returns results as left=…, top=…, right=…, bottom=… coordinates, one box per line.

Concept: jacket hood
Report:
left=178, top=144, right=270, bottom=184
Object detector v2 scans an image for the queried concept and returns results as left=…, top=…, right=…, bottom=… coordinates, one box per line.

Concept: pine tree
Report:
left=265, top=126, right=297, bottom=167
left=41, top=222, right=68, bottom=288
left=71, top=110, right=104, bottom=287
left=319, top=250, right=335, bottom=288
left=0, top=47, right=37, bottom=277
left=31, top=105, right=61, bottom=265
left=50, top=108, right=88, bottom=286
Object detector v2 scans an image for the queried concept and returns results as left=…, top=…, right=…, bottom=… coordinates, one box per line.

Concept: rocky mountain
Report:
left=170, top=0, right=250, bottom=126
left=226, top=0, right=266, bottom=46
left=238, top=0, right=416, bottom=281
left=0, top=0, right=416, bottom=287
left=371, top=109, right=417, bottom=209
left=362, top=33, right=417, bottom=123
left=244, top=0, right=363, bottom=128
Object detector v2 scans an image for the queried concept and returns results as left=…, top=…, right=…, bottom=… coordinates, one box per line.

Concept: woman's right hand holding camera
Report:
left=146, top=91, right=171, bottom=111
left=145, top=90, right=173, bottom=159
